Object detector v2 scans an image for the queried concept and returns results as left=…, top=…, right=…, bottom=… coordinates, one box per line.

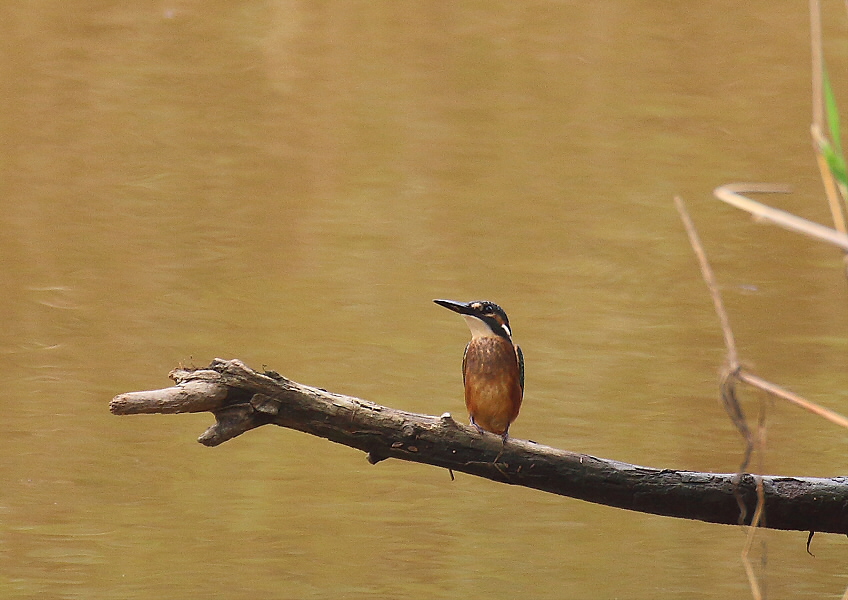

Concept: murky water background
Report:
left=2, top=2, right=848, bottom=598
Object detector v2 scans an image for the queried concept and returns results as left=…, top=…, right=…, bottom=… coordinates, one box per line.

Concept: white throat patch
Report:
left=462, top=314, right=510, bottom=340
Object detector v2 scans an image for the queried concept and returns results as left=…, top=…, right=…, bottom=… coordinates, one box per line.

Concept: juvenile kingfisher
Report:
left=433, top=299, right=524, bottom=440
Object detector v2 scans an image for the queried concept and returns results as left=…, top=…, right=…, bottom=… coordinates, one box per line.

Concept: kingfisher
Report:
left=433, top=299, right=524, bottom=441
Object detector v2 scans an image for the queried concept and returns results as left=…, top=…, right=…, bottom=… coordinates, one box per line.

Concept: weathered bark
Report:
left=110, top=358, right=848, bottom=535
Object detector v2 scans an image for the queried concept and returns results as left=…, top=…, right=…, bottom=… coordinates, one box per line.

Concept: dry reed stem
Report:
left=737, top=370, right=848, bottom=429
left=741, top=475, right=767, bottom=600
left=674, top=196, right=739, bottom=368
left=720, top=367, right=753, bottom=473
left=741, top=377, right=769, bottom=600
left=813, top=126, right=848, bottom=238
left=675, top=197, right=753, bottom=469
left=809, top=0, right=848, bottom=282
left=679, top=194, right=848, bottom=430
left=714, top=184, right=848, bottom=251
left=810, top=0, right=847, bottom=232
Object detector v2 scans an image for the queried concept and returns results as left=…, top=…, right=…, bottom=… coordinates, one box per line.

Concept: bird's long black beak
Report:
left=433, top=299, right=472, bottom=315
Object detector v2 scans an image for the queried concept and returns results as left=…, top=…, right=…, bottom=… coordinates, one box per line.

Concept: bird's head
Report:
left=433, top=299, right=513, bottom=341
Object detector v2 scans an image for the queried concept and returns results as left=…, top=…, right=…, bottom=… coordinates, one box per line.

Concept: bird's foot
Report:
left=470, top=417, right=485, bottom=435
left=494, top=431, right=509, bottom=463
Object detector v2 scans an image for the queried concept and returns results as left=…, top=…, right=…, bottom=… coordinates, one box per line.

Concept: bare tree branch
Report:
left=111, top=358, right=848, bottom=535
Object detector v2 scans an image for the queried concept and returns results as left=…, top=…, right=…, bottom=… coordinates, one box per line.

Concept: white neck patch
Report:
left=462, top=314, right=510, bottom=340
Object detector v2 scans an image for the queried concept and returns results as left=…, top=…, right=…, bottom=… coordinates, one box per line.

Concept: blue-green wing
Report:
left=516, top=345, right=524, bottom=392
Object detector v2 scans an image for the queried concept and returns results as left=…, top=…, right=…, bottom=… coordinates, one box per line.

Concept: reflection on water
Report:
left=1, top=2, right=847, bottom=598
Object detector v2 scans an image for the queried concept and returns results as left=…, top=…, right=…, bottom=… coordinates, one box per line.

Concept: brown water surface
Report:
left=2, top=2, right=848, bottom=598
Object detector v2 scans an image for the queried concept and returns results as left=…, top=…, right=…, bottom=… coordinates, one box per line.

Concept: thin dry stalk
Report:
left=675, top=197, right=753, bottom=471
left=813, top=127, right=848, bottom=238
left=714, top=184, right=848, bottom=251
left=680, top=194, right=848, bottom=430
left=674, top=196, right=739, bottom=368
left=738, top=370, right=848, bottom=429
left=809, top=0, right=848, bottom=278
left=720, top=367, right=754, bottom=473
left=676, top=191, right=848, bottom=534
left=741, top=475, right=767, bottom=600
left=742, top=400, right=767, bottom=600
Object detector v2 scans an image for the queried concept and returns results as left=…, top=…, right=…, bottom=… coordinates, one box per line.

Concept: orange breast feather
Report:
left=462, top=337, right=523, bottom=435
